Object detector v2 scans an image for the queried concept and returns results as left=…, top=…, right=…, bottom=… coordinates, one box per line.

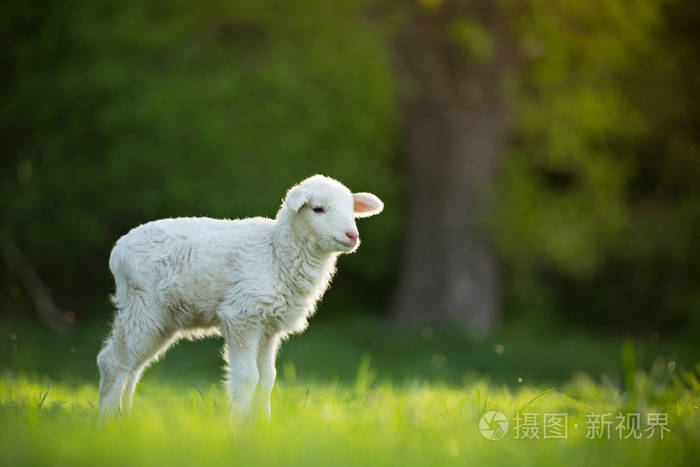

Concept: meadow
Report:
left=0, top=316, right=698, bottom=466
left=4, top=1, right=700, bottom=465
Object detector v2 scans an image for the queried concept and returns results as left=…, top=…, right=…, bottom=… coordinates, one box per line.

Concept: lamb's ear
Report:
left=353, top=192, right=384, bottom=218
left=285, top=186, right=309, bottom=212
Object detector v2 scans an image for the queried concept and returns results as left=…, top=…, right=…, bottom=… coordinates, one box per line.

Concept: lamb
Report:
left=97, top=175, right=383, bottom=419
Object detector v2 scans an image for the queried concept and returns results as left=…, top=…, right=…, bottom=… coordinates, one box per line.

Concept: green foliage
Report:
left=490, top=0, right=700, bottom=331
left=1, top=0, right=400, bottom=313
left=447, top=19, right=493, bottom=64
left=495, top=0, right=658, bottom=276
left=3, top=0, right=700, bottom=333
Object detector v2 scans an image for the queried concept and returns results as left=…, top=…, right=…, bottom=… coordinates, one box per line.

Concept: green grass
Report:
left=1, top=316, right=699, bottom=466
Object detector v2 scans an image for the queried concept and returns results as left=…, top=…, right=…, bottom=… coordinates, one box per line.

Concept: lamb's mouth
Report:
left=334, top=238, right=356, bottom=249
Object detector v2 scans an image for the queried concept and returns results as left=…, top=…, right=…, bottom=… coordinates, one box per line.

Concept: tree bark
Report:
left=390, top=3, right=514, bottom=336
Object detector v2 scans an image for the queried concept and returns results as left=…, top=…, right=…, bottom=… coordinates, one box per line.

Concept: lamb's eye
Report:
left=312, top=206, right=326, bottom=214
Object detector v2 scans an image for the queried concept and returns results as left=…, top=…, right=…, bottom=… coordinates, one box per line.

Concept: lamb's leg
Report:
left=254, top=333, right=280, bottom=418
left=122, top=368, right=144, bottom=413
left=123, top=332, right=177, bottom=413
left=218, top=311, right=261, bottom=418
left=97, top=338, right=127, bottom=419
left=98, top=310, right=172, bottom=419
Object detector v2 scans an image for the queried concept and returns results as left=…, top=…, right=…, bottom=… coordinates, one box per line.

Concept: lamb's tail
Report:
left=108, top=236, right=158, bottom=313
left=108, top=241, right=129, bottom=310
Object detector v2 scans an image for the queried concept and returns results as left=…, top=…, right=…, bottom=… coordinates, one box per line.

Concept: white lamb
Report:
left=97, top=175, right=383, bottom=419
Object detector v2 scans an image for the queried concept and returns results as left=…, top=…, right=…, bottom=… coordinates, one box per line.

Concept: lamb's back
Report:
left=110, top=216, right=275, bottom=286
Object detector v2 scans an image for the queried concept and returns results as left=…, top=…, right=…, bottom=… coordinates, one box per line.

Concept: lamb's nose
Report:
left=346, top=231, right=359, bottom=244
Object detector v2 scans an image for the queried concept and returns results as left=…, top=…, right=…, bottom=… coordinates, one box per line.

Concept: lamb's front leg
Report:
left=254, top=333, right=280, bottom=418
left=218, top=312, right=261, bottom=418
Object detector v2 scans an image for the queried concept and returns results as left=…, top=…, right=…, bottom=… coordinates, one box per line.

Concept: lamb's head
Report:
left=282, top=175, right=383, bottom=253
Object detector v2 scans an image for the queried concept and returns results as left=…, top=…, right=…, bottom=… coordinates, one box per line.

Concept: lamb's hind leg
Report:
left=97, top=336, right=129, bottom=420
left=98, top=339, right=118, bottom=412
left=122, top=331, right=177, bottom=413
left=98, top=307, right=172, bottom=419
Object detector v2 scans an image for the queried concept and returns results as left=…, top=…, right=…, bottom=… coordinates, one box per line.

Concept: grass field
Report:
left=1, top=316, right=698, bottom=466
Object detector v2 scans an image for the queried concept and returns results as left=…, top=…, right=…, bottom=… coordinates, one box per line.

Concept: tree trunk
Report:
left=391, top=3, right=514, bottom=336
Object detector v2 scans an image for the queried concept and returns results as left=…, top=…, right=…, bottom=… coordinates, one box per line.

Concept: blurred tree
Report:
left=390, top=0, right=700, bottom=335
left=390, top=0, right=515, bottom=335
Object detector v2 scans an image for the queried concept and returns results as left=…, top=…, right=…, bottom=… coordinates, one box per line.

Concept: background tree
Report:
left=391, top=0, right=700, bottom=336
left=391, top=0, right=515, bottom=335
